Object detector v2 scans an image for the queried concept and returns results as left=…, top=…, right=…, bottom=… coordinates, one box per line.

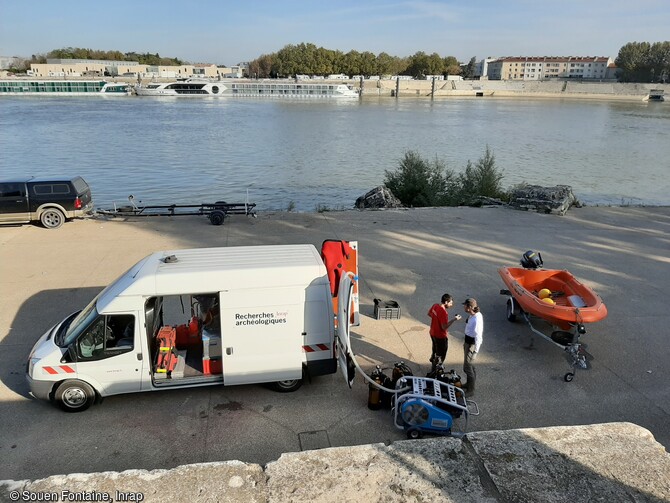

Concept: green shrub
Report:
left=448, top=146, right=507, bottom=205
left=384, top=151, right=455, bottom=207
left=385, top=146, right=507, bottom=207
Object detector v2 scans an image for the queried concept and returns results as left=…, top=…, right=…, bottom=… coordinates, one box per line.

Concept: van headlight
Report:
left=29, top=358, right=40, bottom=377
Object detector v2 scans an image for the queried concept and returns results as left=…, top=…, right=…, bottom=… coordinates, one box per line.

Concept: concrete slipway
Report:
left=0, top=206, right=668, bottom=502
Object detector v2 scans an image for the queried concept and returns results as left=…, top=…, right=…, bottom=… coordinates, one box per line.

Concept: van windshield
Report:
left=60, top=298, right=100, bottom=348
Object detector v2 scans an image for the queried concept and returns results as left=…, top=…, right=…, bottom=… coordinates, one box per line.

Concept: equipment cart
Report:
left=393, top=376, right=479, bottom=439
left=97, top=195, right=257, bottom=225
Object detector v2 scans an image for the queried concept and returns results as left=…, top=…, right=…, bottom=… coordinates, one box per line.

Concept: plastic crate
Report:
left=374, top=299, right=401, bottom=320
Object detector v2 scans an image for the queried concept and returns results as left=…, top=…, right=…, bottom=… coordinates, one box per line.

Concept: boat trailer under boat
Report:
left=499, top=250, right=608, bottom=382
left=97, top=195, right=257, bottom=225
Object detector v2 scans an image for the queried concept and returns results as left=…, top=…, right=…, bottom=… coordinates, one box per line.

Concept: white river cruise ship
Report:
left=135, top=79, right=359, bottom=98
left=0, top=80, right=131, bottom=96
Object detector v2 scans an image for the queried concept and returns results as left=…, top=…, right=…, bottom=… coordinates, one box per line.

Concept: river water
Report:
left=1, top=96, right=668, bottom=211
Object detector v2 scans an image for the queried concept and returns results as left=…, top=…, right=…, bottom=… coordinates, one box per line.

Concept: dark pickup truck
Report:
left=0, top=176, right=93, bottom=229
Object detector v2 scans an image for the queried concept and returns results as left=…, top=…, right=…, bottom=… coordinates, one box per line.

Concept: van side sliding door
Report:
left=220, top=288, right=304, bottom=385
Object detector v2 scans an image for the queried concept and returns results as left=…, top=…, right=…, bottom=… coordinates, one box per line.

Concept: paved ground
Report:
left=1, top=206, right=668, bottom=481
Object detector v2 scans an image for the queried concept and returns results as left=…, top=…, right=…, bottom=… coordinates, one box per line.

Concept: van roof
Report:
left=0, top=176, right=86, bottom=184
left=97, top=245, right=328, bottom=311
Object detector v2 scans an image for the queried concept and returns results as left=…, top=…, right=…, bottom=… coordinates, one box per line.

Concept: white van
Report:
left=26, top=244, right=358, bottom=412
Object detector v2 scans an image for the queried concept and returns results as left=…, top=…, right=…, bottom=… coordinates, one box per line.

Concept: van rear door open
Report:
left=220, top=286, right=304, bottom=385
left=337, top=273, right=356, bottom=388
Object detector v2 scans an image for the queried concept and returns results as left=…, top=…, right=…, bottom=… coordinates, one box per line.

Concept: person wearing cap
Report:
left=427, top=294, right=462, bottom=366
left=462, top=297, right=483, bottom=396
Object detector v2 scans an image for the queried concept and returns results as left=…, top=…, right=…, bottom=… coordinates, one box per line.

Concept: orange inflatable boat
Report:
left=499, top=251, right=608, bottom=382
left=498, top=266, right=608, bottom=330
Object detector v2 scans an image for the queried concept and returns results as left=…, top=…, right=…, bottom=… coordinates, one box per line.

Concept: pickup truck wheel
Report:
left=271, top=379, right=303, bottom=392
left=41, top=209, right=65, bottom=229
left=55, top=380, right=95, bottom=412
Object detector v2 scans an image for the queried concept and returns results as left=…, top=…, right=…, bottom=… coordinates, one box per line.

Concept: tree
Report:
left=615, top=40, right=670, bottom=82
left=376, top=52, right=395, bottom=76
left=449, top=146, right=505, bottom=205
left=426, top=52, right=446, bottom=76
left=342, top=50, right=362, bottom=76
left=406, top=51, right=430, bottom=78
left=248, top=54, right=273, bottom=78
left=461, top=57, right=477, bottom=79
left=615, top=42, right=652, bottom=82
left=649, top=42, right=670, bottom=82
left=443, top=56, right=461, bottom=77
left=359, top=51, right=377, bottom=76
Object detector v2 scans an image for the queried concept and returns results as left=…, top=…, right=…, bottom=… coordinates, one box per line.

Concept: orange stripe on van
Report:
left=303, top=344, right=331, bottom=352
left=42, top=365, right=75, bottom=375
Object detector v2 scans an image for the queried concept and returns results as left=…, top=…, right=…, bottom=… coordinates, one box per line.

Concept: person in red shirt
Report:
left=427, top=294, right=461, bottom=364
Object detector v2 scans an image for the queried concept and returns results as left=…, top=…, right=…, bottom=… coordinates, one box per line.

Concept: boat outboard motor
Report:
left=520, top=250, right=543, bottom=269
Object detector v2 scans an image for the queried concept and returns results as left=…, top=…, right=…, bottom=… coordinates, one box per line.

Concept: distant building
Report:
left=486, top=56, right=613, bottom=81
left=28, top=59, right=233, bottom=79
left=0, top=56, right=22, bottom=70
left=475, top=57, right=499, bottom=79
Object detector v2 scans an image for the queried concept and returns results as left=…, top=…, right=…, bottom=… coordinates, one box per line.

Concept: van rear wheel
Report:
left=40, top=208, right=65, bottom=229
left=55, top=380, right=95, bottom=412
left=271, top=379, right=303, bottom=392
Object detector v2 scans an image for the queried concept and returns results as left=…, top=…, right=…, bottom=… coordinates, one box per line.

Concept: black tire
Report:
left=55, top=380, right=95, bottom=412
left=271, top=379, right=303, bottom=392
left=407, top=428, right=422, bottom=439
left=40, top=208, right=65, bottom=229
left=209, top=210, right=225, bottom=226
left=564, top=372, right=575, bottom=382
left=506, top=298, right=517, bottom=322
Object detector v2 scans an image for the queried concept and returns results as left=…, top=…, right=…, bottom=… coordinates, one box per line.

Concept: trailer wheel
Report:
left=209, top=210, right=225, bottom=226
left=40, top=208, right=65, bottom=229
left=564, top=372, right=574, bottom=382
left=407, top=428, right=423, bottom=439
left=271, top=379, right=303, bottom=392
left=506, top=298, right=517, bottom=322
left=55, top=380, right=95, bottom=412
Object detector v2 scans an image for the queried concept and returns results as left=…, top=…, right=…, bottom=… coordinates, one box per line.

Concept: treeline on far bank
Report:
left=247, top=43, right=469, bottom=79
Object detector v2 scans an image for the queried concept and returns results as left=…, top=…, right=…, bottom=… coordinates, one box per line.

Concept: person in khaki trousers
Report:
left=462, top=298, right=483, bottom=396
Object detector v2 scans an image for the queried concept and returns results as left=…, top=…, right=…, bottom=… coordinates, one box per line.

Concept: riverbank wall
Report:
left=358, top=79, right=670, bottom=101
left=2, top=423, right=668, bottom=503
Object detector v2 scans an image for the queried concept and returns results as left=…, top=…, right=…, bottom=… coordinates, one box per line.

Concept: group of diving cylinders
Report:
left=367, top=360, right=463, bottom=410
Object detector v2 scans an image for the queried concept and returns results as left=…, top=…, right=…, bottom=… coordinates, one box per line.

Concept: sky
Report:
left=1, top=0, right=668, bottom=65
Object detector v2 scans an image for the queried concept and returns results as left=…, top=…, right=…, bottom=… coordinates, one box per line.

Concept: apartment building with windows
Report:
left=486, top=56, right=613, bottom=81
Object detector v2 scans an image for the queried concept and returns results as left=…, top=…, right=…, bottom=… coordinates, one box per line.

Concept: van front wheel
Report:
left=271, top=379, right=303, bottom=392
left=55, top=380, right=95, bottom=412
